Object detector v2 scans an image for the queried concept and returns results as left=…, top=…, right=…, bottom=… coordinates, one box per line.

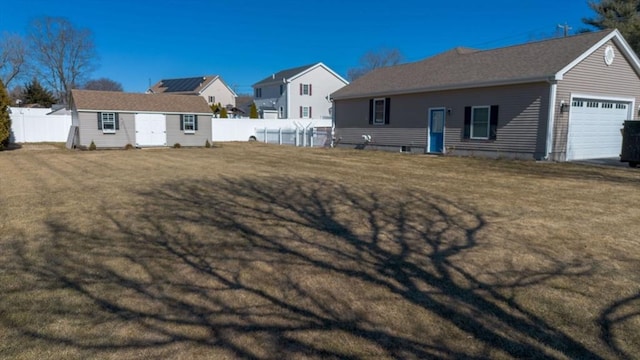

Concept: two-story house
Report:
left=252, top=63, right=348, bottom=119
left=148, top=75, right=237, bottom=108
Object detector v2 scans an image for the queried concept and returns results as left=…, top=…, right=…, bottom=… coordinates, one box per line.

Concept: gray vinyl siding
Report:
left=77, top=111, right=213, bottom=148
left=335, top=82, right=550, bottom=159
left=552, top=40, right=640, bottom=161
left=77, top=111, right=136, bottom=148
left=166, top=114, right=213, bottom=147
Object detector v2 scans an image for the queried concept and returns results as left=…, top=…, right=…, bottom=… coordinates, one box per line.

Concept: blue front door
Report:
left=429, top=108, right=445, bottom=153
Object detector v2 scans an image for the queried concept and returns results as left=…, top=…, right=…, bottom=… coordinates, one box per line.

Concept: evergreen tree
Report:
left=584, top=0, right=640, bottom=54
left=220, top=107, right=228, bottom=118
left=22, top=78, right=57, bottom=107
left=0, top=80, right=11, bottom=150
left=249, top=103, right=259, bottom=119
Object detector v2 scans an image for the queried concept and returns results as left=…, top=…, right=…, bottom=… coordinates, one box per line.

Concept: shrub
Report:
left=173, top=143, right=181, bottom=148
left=205, top=139, right=211, bottom=148
left=89, top=140, right=96, bottom=151
left=124, top=143, right=134, bottom=150
left=0, top=80, right=11, bottom=150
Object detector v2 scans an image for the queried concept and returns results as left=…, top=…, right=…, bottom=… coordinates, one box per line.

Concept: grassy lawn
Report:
left=0, top=143, right=639, bottom=359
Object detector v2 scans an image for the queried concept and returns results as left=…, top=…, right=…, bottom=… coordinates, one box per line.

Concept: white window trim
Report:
left=183, top=114, right=196, bottom=134
left=470, top=106, right=490, bottom=140
left=373, top=98, right=386, bottom=125
left=101, top=112, right=116, bottom=134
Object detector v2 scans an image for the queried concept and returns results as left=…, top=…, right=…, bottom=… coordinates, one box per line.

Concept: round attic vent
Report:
left=604, top=45, right=615, bottom=66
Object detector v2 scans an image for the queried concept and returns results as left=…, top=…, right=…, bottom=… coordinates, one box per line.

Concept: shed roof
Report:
left=332, top=30, right=628, bottom=99
left=71, top=90, right=213, bottom=114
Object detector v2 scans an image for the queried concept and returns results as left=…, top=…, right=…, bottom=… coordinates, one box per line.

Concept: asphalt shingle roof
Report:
left=71, top=90, right=213, bottom=114
left=148, top=75, right=220, bottom=94
left=332, top=30, right=617, bottom=99
left=253, top=63, right=318, bottom=87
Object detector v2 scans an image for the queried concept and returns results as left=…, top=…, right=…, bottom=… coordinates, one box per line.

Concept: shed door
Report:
left=566, top=99, right=629, bottom=160
left=135, top=113, right=166, bottom=147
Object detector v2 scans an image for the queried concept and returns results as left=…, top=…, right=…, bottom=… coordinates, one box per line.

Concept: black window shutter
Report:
left=489, top=105, right=499, bottom=140
left=384, top=98, right=391, bottom=124
left=97, top=112, right=102, bottom=130
left=464, top=106, right=471, bottom=139
left=194, top=115, right=198, bottom=131
left=115, top=113, right=120, bottom=130
left=180, top=115, right=184, bottom=131
left=309, top=84, right=312, bottom=96
left=369, top=99, right=373, bottom=125
left=309, top=107, right=312, bottom=118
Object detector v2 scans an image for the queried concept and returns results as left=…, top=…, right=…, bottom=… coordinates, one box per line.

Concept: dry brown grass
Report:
left=0, top=143, right=638, bottom=359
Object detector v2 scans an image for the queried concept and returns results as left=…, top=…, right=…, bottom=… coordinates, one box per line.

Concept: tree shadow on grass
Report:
left=1, top=176, right=606, bottom=359
left=599, top=291, right=640, bottom=360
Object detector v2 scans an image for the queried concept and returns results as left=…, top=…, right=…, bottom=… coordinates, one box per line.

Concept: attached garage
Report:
left=566, top=98, right=632, bottom=160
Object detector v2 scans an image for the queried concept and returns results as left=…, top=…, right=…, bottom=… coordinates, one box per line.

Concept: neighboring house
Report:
left=68, top=90, right=213, bottom=149
left=252, top=62, right=348, bottom=119
left=148, top=75, right=237, bottom=108
left=332, top=29, right=640, bottom=161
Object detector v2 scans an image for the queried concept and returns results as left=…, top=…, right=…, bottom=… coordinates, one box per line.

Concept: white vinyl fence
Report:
left=212, top=118, right=332, bottom=147
left=9, top=107, right=72, bottom=143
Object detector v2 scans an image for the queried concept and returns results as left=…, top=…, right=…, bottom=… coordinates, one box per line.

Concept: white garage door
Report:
left=567, top=99, right=630, bottom=160
left=135, top=113, right=166, bottom=147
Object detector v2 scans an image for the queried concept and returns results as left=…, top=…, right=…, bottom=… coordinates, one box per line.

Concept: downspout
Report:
left=545, top=80, right=558, bottom=160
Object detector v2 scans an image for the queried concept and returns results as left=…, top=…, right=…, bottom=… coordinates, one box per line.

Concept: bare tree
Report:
left=347, top=48, right=404, bottom=81
left=82, top=78, right=123, bottom=92
left=29, top=17, right=97, bottom=104
left=0, top=33, right=28, bottom=88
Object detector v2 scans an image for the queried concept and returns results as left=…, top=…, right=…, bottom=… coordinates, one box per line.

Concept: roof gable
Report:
left=332, top=29, right=636, bottom=99
left=253, top=63, right=318, bottom=87
left=71, top=90, right=213, bottom=114
left=149, top=75, right=226, bottom=94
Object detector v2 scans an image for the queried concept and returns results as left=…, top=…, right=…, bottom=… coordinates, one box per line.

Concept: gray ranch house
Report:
left=331, top=29, right=640, bottom=161
left=68, top=90, right=213, bottom=149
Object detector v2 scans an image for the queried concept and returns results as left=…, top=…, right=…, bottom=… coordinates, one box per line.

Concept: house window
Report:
left=101, top=112, right=116, bottom=133
left=300, top=83, right=312, bottom=96
left=572, top=100, right=584, bottom=107
left=471, top=106, right=490, bottom=139
left=300, top=106, right=312, bottom=118
left=208, top=96, right=215, bottom=104
left=181, top=114, right=197, bottom=133
left=616, top=103, right=627, bottom=110
left=255, top=88, right=262, bottom=98
left=463, top=105, right=499, bottom=140
left=586, top=101, right=599, bottom=108
left=373, top=98, right=386, bottom=124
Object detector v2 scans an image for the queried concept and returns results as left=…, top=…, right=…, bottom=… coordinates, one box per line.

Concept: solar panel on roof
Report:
left=161, top=77, right=205, bottom=92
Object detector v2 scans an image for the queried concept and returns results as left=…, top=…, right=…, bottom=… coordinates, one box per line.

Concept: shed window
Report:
left=98, top=112, right=119, bottom=133
left=180, top=114, right=198, bottom=133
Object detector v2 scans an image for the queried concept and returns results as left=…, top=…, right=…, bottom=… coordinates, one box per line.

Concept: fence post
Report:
left=279, top=128, right=282, bottom=145
left=302, top=127, right=307, bottom=147
left=310, top=128, right=314, bottom=147
left=264, top=127, right=267, bottom=142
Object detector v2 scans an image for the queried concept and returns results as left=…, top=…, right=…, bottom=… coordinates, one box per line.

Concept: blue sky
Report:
left=1, top=0, right=598, bottom=94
